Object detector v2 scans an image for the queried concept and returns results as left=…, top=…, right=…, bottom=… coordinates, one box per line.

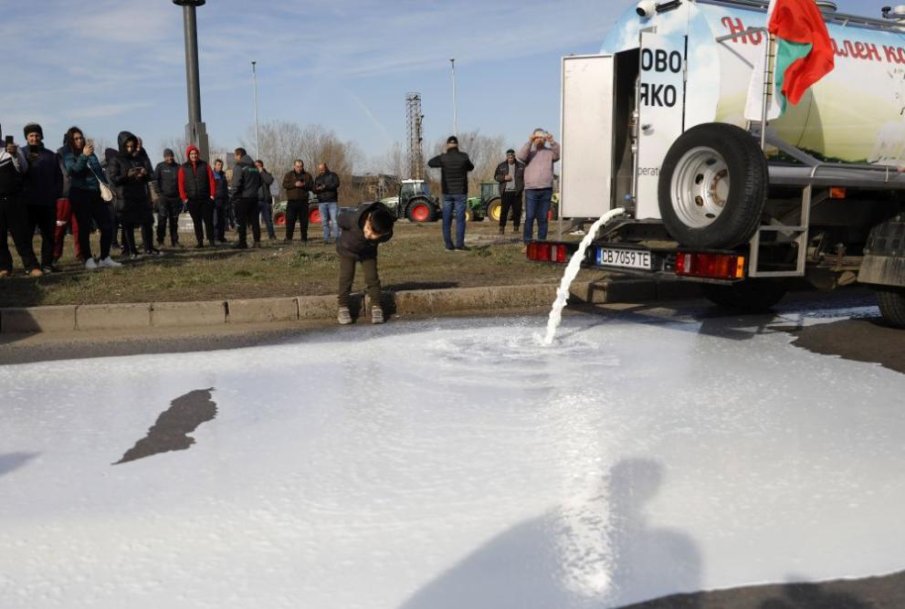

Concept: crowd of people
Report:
left=1, top=121, right=560, bottom=324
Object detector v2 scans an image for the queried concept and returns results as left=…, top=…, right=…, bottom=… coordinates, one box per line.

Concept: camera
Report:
left=636, top=0, right=657, bottom=18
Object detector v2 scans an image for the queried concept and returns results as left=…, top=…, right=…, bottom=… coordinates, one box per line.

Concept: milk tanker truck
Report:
left=529, top=0, right=905, bottom=326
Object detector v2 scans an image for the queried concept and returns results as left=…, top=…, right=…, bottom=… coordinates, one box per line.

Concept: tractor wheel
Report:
left=274, top=212, right=286, bottom=226
left=464, top=207, right=473, bottom=222
left=406, top=198, right=436, bottom=223
left=485, top=198, right=502, bottom=223
left=702, top=280, right=787, bottom=312
left=876, top=286, right=905, bottom=328
left=658, top=123, right=767, bottom=249
left=309, top=207, right=322, bottom=224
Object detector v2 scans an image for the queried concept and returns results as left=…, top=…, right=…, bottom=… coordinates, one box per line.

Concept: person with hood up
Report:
left=61, top=126, right=119, bottom=269
left=107, top=130, right=155, bottom=258
left=155, top=148, right=182, bottom=247
left=229, top=147, right=263, bottom=249
left=21, top=123, right=63, bottom=274
left=177, top=144, right=216, bottom=248
left=0, top=123, right=40, bottom=277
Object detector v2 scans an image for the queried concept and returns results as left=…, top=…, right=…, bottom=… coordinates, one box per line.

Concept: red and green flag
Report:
left=745, top=0, right=835, bottom=120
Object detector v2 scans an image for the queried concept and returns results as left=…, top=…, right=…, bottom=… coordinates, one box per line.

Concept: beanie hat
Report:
left=506, top=148, right=515, bottom=154
left=23, top=123, right=43, bottom=139
left=163, top=148, right=175, bottom=157
left=446, top=135, right=458, bottom=145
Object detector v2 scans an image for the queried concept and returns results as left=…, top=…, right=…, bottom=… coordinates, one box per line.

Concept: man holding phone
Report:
left=0, top=125, right=41, bottom=278
left=517, top=128, right=560, bottom=245
left=21, top=123, right=63, bottom=274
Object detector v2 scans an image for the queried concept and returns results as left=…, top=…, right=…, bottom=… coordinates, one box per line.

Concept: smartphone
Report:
left=4, top=136, right=13, bottom=146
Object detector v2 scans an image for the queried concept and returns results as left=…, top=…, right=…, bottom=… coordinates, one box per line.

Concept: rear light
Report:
left=829, top=187, right=846, bottom=199
left=675, top=251, right=746, bottom=280
left=526, top=242, right=573, bottom=263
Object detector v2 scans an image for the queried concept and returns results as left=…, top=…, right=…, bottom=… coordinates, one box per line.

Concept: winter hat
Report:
left=163, top=148, right=175, bottom=157
left=446, top=135, right=458, bottom=145
left=24, top=123, right=43, bottom=139
left=506, top=148, right=515, bottom=154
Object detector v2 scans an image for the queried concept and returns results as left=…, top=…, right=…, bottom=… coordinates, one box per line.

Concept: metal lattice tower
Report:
left=406, top=93, right=424, bottom=180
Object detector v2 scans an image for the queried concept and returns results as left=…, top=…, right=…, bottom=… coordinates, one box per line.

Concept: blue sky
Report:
left=0, top=0, right=887, bottom=169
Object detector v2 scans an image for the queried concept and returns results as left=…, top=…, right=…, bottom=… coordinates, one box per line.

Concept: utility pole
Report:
left=252, top=60, right=260, bottom=159
left=172, top=0, right=209, bottom=160
left=450, top=58, right=458, bottom=136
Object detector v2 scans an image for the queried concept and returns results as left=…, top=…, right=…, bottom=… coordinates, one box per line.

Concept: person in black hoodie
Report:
left=178, top=144, right=216, bottom=248
left=428, top=135, right=474, bottom=251
left=107, top=131, right=155, bottom=258
left=0, top=124, right=39, bottom=277
left=335, top=201, right=395, bottom=325
left=21, top=123, right=63, bottom=273
left=154, top=148, right=181, bottom=247
left=255, top=159, right=277, bottom=240
left=229, top=147, right=263, bottom=249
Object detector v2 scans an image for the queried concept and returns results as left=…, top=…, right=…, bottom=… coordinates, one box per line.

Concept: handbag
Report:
left=88, top=164, right=114, bottom=203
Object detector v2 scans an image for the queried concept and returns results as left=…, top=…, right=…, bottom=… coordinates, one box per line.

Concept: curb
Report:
left=0, top=279, right=700, bottom=335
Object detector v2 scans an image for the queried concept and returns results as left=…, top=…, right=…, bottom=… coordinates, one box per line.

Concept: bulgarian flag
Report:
left=744, top=0, right=835, bottom=121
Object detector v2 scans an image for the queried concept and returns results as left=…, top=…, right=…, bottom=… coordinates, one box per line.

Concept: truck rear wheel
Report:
left=406, top=198, right=436, bottom=223
left=485, top=198, right=502, bottom=223
left=702, top=279, right=787, bottom=312
left=876, top=286, right=905, bottom=328
left=659, top=123, right=767, bottom=249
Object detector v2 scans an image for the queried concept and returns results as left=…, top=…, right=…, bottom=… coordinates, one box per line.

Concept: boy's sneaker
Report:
left=98, top=256, right=123, bottom=269
left=371, top=306, right=384, bottom=325
left=337, top=306, right=352, bottom=325
left=84, top=258, right=98, bottom=270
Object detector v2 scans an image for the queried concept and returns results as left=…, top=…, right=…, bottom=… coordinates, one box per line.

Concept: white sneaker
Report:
left=337, top=306, right=353, bottom=325
left=98, top=256, right=123, bottom=269
left=84, top=258, right=98, bottom=270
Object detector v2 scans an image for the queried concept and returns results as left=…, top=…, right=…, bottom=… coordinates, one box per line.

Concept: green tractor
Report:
left=466, top=182, right=501, bottom=222
left=390, top=179, right=439, bottom=222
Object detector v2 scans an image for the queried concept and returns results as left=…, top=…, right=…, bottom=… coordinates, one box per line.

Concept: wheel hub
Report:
left=671, top=147, right=731, bottom=228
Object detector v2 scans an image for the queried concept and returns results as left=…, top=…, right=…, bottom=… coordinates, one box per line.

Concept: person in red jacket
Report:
left=177, top=145, right=217, bottom=248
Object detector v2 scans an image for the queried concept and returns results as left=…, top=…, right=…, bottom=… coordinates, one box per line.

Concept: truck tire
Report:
left=485, top=198, right=502, bottom=223
left=658, top=123, right=767, bottom=249
left=702, top=279, right=787, bottom=312
left=406, top=198, right=436, bottom=223
left=876, top=286, right=905, bottom=328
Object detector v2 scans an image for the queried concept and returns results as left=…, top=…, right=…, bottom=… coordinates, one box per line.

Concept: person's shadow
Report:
left=397, top=457, right=701, bottom=609
left=603, top=458, right=701, bottom=608
left=759, top=582, right=873, bottom=609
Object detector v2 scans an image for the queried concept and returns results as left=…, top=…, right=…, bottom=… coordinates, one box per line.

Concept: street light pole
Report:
left=252, top=60, right=260, bottom=159
left=172, top=0, right=209, bottom=160
left=450, top=58, right=457, bottom=136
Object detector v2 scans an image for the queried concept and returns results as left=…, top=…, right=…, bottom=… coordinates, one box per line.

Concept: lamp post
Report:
left=172, top=0, right=210, bottom=160
left=252, top=61, right=260, bottom=159
left=450, top=58, right=458, bottom=136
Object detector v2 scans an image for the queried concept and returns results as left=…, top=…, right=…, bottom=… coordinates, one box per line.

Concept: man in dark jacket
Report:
left=314, top=162, right=340, bottom=243
left=229, top=148, right=263, bottom=249
left=281, top=159, right=314, bottom=243
left=427, top=135, right=474, bottom=251
left=212, top=158, right=230, bottom=242
left=155, top=148, right=181, bottom=247
left=255, top=159, right=277, bottom=240
left=178, top=144, right=217, bottom=248
left=0, top=125, right=39, bottom=277
left=335, top=201, right=395, bottom=325
left=21, top=123, right=63, bottom=273
left=493, top=149, right=526, bottom=236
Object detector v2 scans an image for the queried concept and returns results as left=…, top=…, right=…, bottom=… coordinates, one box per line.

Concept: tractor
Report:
left=389, top=179, right=439, bottom=223
left=469, top=182, right=501, bottom=222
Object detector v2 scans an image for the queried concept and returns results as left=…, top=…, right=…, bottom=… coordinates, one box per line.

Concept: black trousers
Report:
left=337, top=254, right=380, bottom=308
left=0, top=193, right=39, bottom=272
left=188, top=198, right=215, bottom=246
left=26, top=204, right=56, bottom=268
left=500, top=190, right=523, bottom=230
left=122, top=221, right=154, bottom=255
left=285, top=199, right=309, bottom=241
left=156, top=196, right=182, bottom=245
left=214, top=197, right=228, bottom=241
left=70, top=187, right=113, bottom=261
left=235, top=198, right=260, bottom=246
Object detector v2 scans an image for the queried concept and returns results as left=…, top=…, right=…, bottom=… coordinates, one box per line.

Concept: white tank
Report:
left=601, top=0, right=905, bottom=164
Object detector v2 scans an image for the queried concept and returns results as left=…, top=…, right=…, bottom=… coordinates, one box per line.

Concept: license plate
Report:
left=595, top=246, right=652, bottom=270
